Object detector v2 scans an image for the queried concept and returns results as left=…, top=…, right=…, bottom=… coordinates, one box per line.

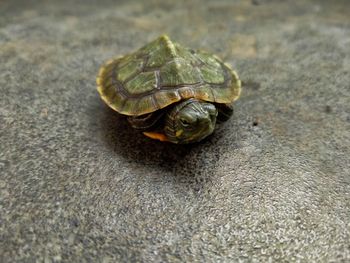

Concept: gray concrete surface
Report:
left=1, top=0, right=350, bottom=262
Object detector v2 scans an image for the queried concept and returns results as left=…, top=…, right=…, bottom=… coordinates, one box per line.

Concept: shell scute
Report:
left=125, top=72, right=156, bottom=95
left=200, top=63, right=225, bottom=84
left=117, top=58, right=143, bottom=82
left=153, top=90, right=182, bottom=110
left=135, top=95, right=158, bottom=115
left=160, top=59, right=201, bottom=86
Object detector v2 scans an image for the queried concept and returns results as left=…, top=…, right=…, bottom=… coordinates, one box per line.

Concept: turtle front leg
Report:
left=127, top=111, right=164, bottom=131
left=142, top=131, right=169, bottom=142
left=127, top=112, right=170, bottom=142
left=216, top=103, right=234, bottom=122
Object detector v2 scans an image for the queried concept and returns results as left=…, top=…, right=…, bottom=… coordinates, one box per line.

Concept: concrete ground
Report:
left=1, top=0, right=349, bottom=262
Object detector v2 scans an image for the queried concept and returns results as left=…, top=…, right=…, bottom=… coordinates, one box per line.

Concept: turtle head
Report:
left=164, top=99, right=218, bottom=144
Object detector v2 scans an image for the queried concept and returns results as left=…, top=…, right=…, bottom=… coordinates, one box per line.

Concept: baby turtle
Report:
left=97, top=35, right=241, bottom=144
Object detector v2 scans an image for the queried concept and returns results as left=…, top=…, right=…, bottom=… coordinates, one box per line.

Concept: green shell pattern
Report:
left=97, top=35, right=241, bottom=116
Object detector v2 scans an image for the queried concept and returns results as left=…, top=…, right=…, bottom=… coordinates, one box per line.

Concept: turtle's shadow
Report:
left=99, top=105, right=193, bottom=167
left=98, top=105, right=222, bottom=192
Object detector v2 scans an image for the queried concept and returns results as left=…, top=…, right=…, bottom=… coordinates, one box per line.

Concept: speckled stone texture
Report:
left=1, top=0, right=349, bottom=262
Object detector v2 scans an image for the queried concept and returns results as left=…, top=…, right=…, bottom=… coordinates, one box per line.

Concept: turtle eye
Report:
left=180, top=118, right=191, bottom=127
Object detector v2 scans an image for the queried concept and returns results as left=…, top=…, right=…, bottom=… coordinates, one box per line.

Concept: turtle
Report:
left=96, top=35, right=241, bottom=144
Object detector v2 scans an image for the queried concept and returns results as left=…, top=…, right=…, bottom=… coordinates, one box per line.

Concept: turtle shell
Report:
left=97, top=35, right=241, bottom=116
